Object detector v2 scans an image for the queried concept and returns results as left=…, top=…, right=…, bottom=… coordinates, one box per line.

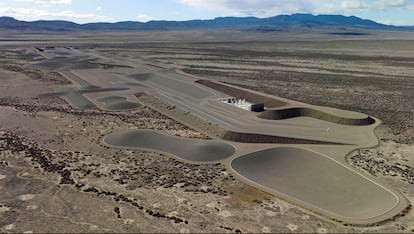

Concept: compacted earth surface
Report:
left=0, top=31, right=414, bottom=233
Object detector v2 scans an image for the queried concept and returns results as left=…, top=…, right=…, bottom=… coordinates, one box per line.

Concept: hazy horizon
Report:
left=0, top=0, right=414, bottom=26
left=1, top=12, right=407, bottom=27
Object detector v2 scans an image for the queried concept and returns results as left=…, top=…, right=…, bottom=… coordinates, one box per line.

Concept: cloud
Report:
left=338, top=0, right=409, bottom=11
left=338, top=0, right=410, bottom=11
left=340, top=0, right=366, bottom=10
left=15, top=0, right=72, bottom=5
left=177, top=0, right=413, bottom=16
left=177, top=0, right=315, bottom=17
left=136, top=14, right=156, bottom=22
left=0, top=7, right=113, bottom=23
left=407, top=4, right=414, bottom=10
left=375, top=0, right=407, bottom=9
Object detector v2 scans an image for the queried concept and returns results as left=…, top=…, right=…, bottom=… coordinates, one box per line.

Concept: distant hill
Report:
left=0, top=14, right=412, bottom=31
left=0, top=16, right=79, bottom=31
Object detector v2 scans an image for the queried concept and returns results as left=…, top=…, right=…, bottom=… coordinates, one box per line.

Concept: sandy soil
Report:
left=0, top=32, right=413, bottom=232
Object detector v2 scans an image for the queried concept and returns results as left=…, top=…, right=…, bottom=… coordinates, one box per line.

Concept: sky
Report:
left=0, top=0, right=413, bottom=26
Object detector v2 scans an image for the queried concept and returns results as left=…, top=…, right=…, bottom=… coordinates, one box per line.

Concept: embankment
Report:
left=258, top=107, right=376, bottom=126
left=136, top=92, right=344, bottom=145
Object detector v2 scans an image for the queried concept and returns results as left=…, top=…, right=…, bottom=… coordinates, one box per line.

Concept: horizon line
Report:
left=1, top=13, right=412, bottom=27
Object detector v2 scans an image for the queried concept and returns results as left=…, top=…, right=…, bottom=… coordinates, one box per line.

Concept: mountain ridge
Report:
left=0, top=13, right=412, bottom=31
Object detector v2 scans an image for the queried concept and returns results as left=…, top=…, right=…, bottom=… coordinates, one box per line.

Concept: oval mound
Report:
left=98, top=96, right=142, bottom=111
left=257, top=107, right=376, bottom=126
left=231, top=147, right=399, bottom=222
left=104, top=129, right=235, bottom=163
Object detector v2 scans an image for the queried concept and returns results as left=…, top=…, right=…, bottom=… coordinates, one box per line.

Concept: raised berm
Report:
left=196, top=79, right=375, bottom=126
left=104, top=129, right=235, bottom=163
left=221, top=131, right=345, bottom=145
left=258, top=107, right=376, bottom=126
left=231, top=147, right=403, bottom=224
left=98, top=96, right=142, bottom=111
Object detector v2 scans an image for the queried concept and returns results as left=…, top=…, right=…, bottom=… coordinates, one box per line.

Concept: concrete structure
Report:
left=223, top=98, right=265, bottom=112
left=250, top=103, right=265, bottom=112
left=34, top=47, right=409, bottom=225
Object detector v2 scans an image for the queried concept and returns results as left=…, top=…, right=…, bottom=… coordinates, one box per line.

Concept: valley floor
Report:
left=0, top=30, right=413, bottom=233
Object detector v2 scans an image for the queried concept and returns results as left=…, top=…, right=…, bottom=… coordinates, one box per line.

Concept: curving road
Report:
left=34, top=47, right=408, bottom=225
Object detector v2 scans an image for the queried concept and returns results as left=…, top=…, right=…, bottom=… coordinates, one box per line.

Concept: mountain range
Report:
left=0, top=13, right=412, bottom=31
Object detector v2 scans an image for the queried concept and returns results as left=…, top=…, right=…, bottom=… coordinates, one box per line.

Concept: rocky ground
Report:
left=94, top=37, right=414, bottom=231
left=107, top=39, right=414, bottom=175
left=0, top=95, right=352, bottom=233
left=1, top=40, right=414, bottom=233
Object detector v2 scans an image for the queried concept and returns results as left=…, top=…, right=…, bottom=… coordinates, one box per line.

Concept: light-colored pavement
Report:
left=34, top=47, right=408, bottom=225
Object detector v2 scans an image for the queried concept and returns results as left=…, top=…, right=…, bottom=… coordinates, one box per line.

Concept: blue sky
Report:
left=0, top=0, right=413, bottom=25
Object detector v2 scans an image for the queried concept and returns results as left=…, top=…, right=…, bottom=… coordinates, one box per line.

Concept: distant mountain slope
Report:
left=0, top=16, right=78, bottom=31
left=0, top=14, right=411, bottom=31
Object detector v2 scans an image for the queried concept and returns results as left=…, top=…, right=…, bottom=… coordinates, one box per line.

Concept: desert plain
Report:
left=0, top=29, right=414, bottom=233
